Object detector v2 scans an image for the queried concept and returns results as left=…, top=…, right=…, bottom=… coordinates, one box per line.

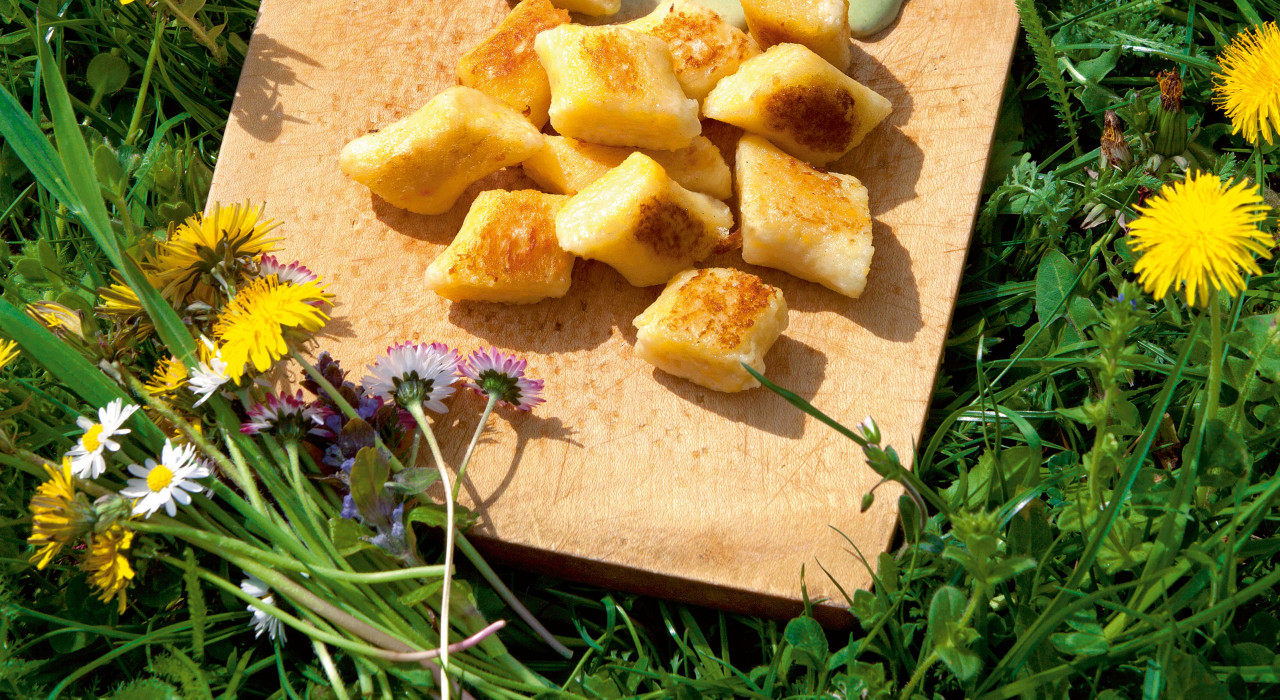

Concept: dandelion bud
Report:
left=1099, top=110, right=1132, bottom=170
left=26, top=301, right=85, bottom=341
left=1153, top=70, right=1188, bottom=157
left=92, top=493, right=136, bottom=531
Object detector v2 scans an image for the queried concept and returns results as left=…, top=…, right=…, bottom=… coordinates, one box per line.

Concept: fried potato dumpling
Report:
left=339, top=87, right=544, bottom=215
left=633, top=267, right=788, bottom=392
left=625, top=0, right=760, bottom=102
left=549, top=0, right=620, bottom=16
left=702, top=43, right=891, bottom=165
left=522, top=135, right=733, bottom=199
left=457, top=0, right=570, bottom=129
left=535, top=24, right=701, bottom=151
left=741, top=0, right=851, bottom=71
left=555, top=153, right=733, bottom=287
left=424, top=190, right=574, bottom=304
left=737, top=135, right=873, bottom=298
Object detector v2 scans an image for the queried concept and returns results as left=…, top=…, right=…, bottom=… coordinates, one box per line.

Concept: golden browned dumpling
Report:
left=457, top=0, right=570, bottom=129
left=702, top=43, right=891, bottom=165
left=522, top=135, right=733, bottom=199
left=338, top=87, right=544, bottom=215
left=424, top=190, right=574, bottom=304
left=736, top=135, right=873, bottom=298
left=625, top=0, right=760, bottom=101
left=555, top=153, right=733, bottom=287
left=535, top=24, right=701, bottom=150
left=741, top=0, right=851, bottom=70
left=633, top=267, right=788, bottom=392
left=549, top=0, right=619, bottom=16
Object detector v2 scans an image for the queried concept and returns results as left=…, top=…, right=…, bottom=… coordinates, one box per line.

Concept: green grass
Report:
left=2, top=0, right=1280, bottom=698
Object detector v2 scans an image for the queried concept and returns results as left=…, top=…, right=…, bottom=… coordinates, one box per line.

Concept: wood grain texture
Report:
left=208, top=0, right=1019, bottom=620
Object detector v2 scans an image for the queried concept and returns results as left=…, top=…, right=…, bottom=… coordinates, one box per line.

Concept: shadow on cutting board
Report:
left=650, top=335, right=827, bottom=440
left=232, top=32, right=318, bottom=142
left=448, top=260, right=650, bottom=354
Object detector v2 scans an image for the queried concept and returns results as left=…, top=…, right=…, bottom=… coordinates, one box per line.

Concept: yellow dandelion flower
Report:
left=98, top=279, right=146, bottom=319
left=0, top=339, right=18, bottom=371
left=28, top=457, right=93, bottom=570
left=96, top=269, right=175, bottom=337
left=1128, top=172, right=1273, bottom=306
left=153, top=203, right=282, bottom=285
left=1215, top=22, right=1280, bottom=145
left=214, top=277, right=329, bottom=381
left=84, top=524, right=136, bottom=614
left=145, top=356, right=189, bottom=398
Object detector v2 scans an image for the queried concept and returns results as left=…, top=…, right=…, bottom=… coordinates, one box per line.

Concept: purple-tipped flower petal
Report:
left=241, top=390, right=333, bottom=440
left=362, top=342, right=461, bottom=412
left=463, top=347, right=545, bottom=411
left=259, top=255, right=322, bottom=287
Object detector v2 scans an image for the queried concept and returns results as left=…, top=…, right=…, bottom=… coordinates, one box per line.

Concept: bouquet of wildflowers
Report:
left=6, top=197, right=569, bottom=697
left=0, top=43, right=573, bottom=694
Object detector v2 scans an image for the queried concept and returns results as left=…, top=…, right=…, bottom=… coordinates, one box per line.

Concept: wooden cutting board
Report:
left=209, top=0, right=1019, bottom=621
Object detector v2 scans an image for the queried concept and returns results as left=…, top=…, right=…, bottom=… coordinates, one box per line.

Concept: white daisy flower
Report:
left=362, top=341, right=461, bottom=412
left=119, top=440, right=210, bottom=518
left=67, top=399, right=140, bottom=479
left=240, top=574, right=285, bottom=642
left=189, top=337, right=231, bottom=406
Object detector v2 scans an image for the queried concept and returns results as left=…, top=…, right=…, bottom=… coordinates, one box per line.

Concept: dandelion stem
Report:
left=1205, top=290, right=1224, bottom=421
left=454, top=394, right=497, bottom=502
left=406, top=400, right=456, bottom=700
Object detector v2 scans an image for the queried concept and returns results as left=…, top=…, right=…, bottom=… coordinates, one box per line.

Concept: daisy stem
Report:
left=285, top=440, right=334, bottom=553
left=455, top=534, right=573, bottom=659
left=406, top=400, right=455, bottom=700
left=453, top=394, right=497, bottom=502
left=124, top=375, right=270, bottom=518
left=313, top=641, right=353, bottom=700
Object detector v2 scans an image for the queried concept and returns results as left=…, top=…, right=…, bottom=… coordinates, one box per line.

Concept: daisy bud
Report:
left=241, top=390, right=333, bottom=442
left=856, top=416, right=881, bottom=445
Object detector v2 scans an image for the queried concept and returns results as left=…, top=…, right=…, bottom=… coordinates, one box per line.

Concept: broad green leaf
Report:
left=86, top=52, right=129, bottom=96
left=348, top=447, right=390, bottom=524
left=329, top=517, right=375, bottom=557
left=386, top=467, right=438, bottom=494
left=1050, top=607, right=1108, bottom=656
left=1035, top=249, right=1079, bottom=324
left=928, top=586, right=980, bottom=681
left=842, top=662, right=892, bottom=700
left=783, top=616, right=828, bottom=669
left=1196, top=419, right=1249, bottom=489
left=406, top=502, right=478, bottom=531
